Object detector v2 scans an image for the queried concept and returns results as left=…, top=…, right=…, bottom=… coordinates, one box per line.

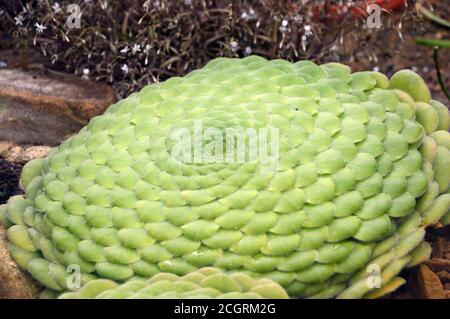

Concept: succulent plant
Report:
left=58, top=267, right=288, bottom=299
left=1, top=56, right=449, bottom=299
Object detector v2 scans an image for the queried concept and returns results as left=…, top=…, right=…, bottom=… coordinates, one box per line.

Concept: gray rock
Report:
left=0, top=144, right=52, bottom=163
left=0, top=69, right=116, bottom=146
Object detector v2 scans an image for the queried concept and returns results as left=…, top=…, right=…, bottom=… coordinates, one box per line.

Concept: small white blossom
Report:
left=121, top=64, right=129, bottom=74
left=52, top=3, right=62, bottom=13
left=35, top=22, right=47, bottom=34
left=15, top=14, right=25, bottom=26
left=184, top=0, right=192, bottom=6
left=280, top=19, right=289, bottom=33
left=230, top=41, right=239, bottom=53
left=244, top=46, right=252, bottom=56
left=373, top=66, right=380, bottom=72
left=100, top=0, right=108, bottom=10
left=131, top=44, right=141, bottom=55
left=81, top=68, right=90, bottom=80
left=304, top=25, right=313, bottom=37
left=241, top=8, right=257, bottom=21
left=120, top=46, right=130, bottom=54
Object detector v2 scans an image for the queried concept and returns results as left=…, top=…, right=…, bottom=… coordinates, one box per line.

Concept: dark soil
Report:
left=0, top=158, right=22, bottom=204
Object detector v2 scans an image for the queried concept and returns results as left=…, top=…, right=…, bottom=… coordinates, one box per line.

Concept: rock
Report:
left=0, top=224, right=40, bottom=298
left=3, top=145, right=52, bottom=163
left=412, top=265, right=446, bottom=299
left=0, top=141, right=14, bottom=157
left=424, top=258, right=450, bottom=272
left=0, top=68, right=116, bottom=146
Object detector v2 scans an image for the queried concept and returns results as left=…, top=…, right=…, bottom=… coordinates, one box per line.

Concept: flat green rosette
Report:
left=1, top=56, right=449, bottom=299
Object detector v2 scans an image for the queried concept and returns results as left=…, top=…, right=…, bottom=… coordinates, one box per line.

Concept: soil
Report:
left=0, top=158, right=22, bottom=204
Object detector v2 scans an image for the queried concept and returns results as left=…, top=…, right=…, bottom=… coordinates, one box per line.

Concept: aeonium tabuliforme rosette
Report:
left=1, top=56, right=449, bottom=299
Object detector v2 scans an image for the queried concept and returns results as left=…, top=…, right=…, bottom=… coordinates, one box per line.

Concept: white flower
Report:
left=100, top=0, right=108, bottom=10
left=35, top=23, right=47, bottom=34
left=132, top=44, right=141, bottom=55
left=244, top=46, right=252, bottom=56
left=52, top=3, right=62, bottom=14
left=14, top=14, right=24, bottom=26
left=81, top=68, right=90, bottom=80
left=279, top=19, right=289, bottom=33
left=230, top=41, right=239, bottom=53
left=184, top=0, right=192, bottom=6
left=304, top=25, right=313, bottom=37
left=241, top=8, right=257, bottom=21
left=373, top=66, right=380, bottom=72
left=120, top=46, right=130, bottom=54
left=121, top=64, right=129, bottom=74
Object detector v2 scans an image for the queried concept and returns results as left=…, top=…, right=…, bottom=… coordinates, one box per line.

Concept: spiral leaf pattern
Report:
left=0, top=56, right=449, bottom=298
